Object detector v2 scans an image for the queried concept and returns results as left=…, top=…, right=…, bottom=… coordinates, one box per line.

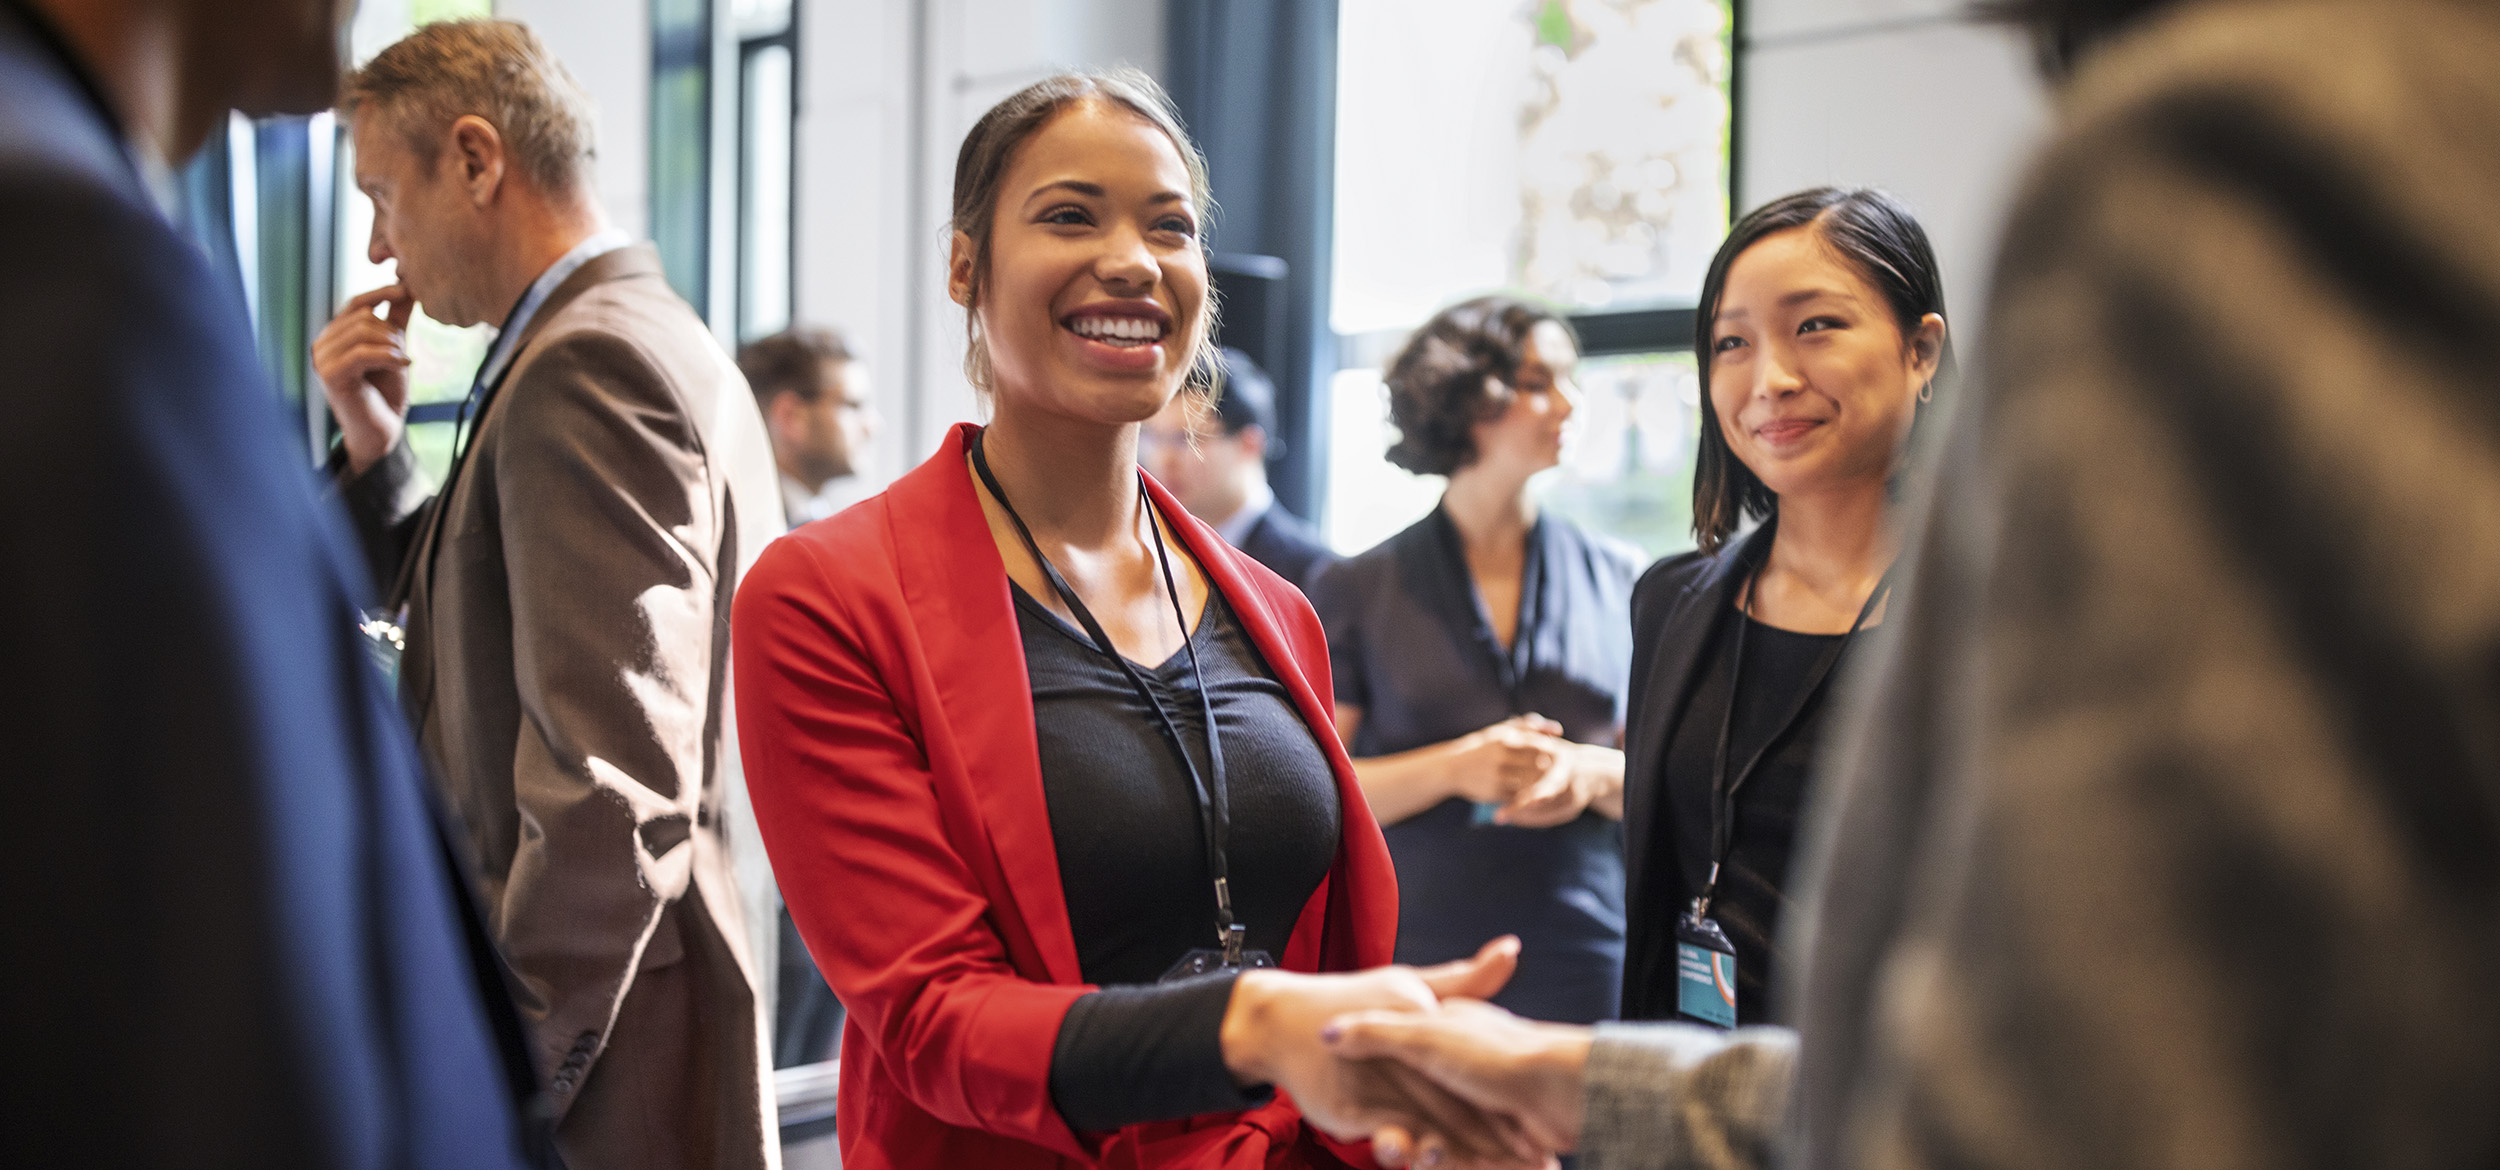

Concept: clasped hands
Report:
left=1221, top=936, right=1596, bottom=1169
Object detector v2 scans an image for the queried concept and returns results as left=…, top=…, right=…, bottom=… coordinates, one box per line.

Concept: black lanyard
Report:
left=1693, top=561, right=1892, bottom=918
left=970, top=432, right=1248, bottom=965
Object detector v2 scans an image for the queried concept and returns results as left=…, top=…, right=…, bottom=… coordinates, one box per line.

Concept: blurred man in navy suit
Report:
left=0, top=0, right=540, bottom=1165
left=1141, top=346, right=1340, bottom=590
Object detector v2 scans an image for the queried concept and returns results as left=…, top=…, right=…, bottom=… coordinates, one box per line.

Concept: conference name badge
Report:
left=1674, top=911, right=1738, bottom=1028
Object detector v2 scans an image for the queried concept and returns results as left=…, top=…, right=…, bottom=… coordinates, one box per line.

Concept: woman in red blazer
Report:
left=732, top=71, right=1526, bottom=1170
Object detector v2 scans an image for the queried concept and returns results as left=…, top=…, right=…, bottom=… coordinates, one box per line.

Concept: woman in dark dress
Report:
left=1313, top=297, right=1641, bottom=1027
left=1618, top=188, right=1952, bottom=1026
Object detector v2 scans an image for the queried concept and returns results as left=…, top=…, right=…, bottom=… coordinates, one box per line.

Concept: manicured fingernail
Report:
left=1320, top=1023, right=1343, bottom=1043
left=1420, top=1145, right=1446, bottom=1168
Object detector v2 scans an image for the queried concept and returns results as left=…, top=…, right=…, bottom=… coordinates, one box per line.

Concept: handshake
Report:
left=1220, top=936, right=1597, bottom=1169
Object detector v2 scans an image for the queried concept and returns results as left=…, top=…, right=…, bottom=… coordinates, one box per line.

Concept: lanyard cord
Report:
left=970, top=431, right=1244, bottom=959
left=1694, top=561, right=1892, bottom=918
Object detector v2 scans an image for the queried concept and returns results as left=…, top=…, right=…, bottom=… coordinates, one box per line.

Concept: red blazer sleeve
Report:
left=732, top=531, right=1096, bottom=1159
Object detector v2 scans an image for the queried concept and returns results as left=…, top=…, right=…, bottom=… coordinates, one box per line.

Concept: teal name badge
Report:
left=1674, top=910, right=1738, bottom=1028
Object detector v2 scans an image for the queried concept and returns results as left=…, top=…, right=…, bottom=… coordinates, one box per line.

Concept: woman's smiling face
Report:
left=1706, top=225, right=1943, bottom=500
left=951, top=99, right=1210, bottom=426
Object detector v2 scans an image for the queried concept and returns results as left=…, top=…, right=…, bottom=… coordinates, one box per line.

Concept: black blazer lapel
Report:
left=1619, top=523, right=1772, bottom=1015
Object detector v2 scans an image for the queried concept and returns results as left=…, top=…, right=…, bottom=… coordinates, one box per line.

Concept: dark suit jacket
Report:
left=0, top=5, right=538, bottom=1166
left=732, top=423, right=1396, bottom=1170
left=339, top=246, right=781, bottom=1169
left=1236, top=501, right=1339, bottom=591
left=1617, top=525, right=1771, bottom=1022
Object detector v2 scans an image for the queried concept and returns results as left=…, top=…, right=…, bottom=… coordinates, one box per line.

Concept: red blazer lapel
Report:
left=884, top=424, right=1084, bottom=986
left=880, top=422, right=1396, bottom=995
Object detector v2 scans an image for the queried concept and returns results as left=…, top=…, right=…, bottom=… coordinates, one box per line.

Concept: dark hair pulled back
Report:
left=947, top=68, right=1219, bottom=400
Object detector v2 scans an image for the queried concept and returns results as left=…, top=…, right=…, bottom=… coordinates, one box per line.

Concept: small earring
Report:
left=1918, top=381, right=1934, bottom=404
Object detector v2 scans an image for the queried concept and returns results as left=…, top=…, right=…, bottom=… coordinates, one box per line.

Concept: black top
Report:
left=1310, top=507, right=1638, bottom=1024
left=1649, top=613, right=1845, bottom=1025
left=1018, top=585, right=1341, bottom=1133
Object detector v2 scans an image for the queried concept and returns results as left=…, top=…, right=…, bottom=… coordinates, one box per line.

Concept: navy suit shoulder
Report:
left=0, top=9, right=537, bottom=1167
left=1238, top=503, right=1340, bottom=590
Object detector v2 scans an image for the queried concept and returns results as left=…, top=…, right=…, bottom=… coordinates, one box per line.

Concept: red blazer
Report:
left=732, top=423, right=1400, bottom=1170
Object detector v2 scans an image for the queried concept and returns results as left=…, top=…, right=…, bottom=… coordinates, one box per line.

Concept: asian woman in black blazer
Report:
left=1619, top=188, right=1954, bottom=1026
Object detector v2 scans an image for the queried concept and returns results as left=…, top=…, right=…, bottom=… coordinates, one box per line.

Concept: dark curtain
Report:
left=1166, top=0, right=1339, bottom=521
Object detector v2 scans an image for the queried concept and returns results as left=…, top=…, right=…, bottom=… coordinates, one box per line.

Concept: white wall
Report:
left=796, top=0, right=1165, bottom=488
left=1739, top=0, right=2051, bottom=339
left=497, top=0, right=653, bottom=241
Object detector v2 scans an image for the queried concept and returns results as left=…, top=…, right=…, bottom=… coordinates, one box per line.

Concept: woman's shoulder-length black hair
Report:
left=1688, top=186, right=1957, bottom=553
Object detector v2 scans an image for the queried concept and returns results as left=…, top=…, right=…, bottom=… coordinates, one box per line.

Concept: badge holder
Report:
left=1673, top=900, right=1738, bottom=1028
left=1160, top=924, right=1278, bottom=982
left=359, top=607, right=407, bottom=691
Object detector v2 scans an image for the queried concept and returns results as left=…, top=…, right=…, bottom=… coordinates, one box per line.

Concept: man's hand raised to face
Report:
left=313, top=284, right=415, bottom=474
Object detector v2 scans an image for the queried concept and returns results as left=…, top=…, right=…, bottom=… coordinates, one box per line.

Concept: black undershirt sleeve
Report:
left=1046, top=972, right=1274, bottom=1134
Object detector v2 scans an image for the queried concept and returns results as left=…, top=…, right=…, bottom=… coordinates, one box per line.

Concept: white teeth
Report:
left=1069, top=316, right=1162, bottom=345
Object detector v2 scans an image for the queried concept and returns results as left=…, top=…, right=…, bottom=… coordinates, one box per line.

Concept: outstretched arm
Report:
left=1325, top=1000, right=1795, bottom=1170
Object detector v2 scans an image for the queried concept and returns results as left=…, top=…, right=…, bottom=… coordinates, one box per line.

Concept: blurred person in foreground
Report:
left=1311, top=298, right=1638, bottom=1028
left=0, top=0, right=539, bottom=1165
left=742, top=324, right=882, bottom=529
left=1306, top=0, right=2500, bottom=1166
left=314, top=19, right=780, bottom=1169
left=1140, top=345, right=1340, bottom=589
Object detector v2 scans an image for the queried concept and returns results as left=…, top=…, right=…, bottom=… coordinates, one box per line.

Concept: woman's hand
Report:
left=1321, top=997, right=1594, bottom=1164
left=1496, top=743, right=1625, bottom=827
left=1446, top=715, right=1572, bottom=806
left=1220, top=938, right=1547, bottom=1166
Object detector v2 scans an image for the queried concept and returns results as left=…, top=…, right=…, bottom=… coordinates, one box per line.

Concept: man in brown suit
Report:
left=314, top=20, right=781, bottom=1170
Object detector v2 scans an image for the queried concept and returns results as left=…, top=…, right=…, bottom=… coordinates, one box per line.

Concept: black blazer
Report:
left=1618, top=524, right=1774, bottom=1021
left=1236, top=503, right=1341, bottom=592
left=0, top=5, right=539, bottom=1165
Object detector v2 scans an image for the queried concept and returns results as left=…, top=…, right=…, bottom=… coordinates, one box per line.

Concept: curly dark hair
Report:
left=1381, top=296, right=1575, bottom=476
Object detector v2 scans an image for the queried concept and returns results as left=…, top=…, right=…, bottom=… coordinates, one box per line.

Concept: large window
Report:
left=651, top=0, right=714, bottom=315
left=651, top=0, right=798, bottom=342
left=1327, top=0, right=1732, bottom=559
left=733, top=0, right=797, bottom=343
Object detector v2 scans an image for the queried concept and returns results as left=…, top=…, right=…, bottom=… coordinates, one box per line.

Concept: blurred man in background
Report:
left=740, top=324, right=880, bottom=528
left=314, top=20, right=779, bottom=1170
left=0, top=0, right=539, bottom=1165
left=1140, top=346, right=1338, bottom=588
left=732, top=324, right=878, bottom=1072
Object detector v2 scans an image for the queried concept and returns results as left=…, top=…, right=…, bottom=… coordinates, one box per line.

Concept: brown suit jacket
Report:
left=341, top=244, right=783, bottom=1170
